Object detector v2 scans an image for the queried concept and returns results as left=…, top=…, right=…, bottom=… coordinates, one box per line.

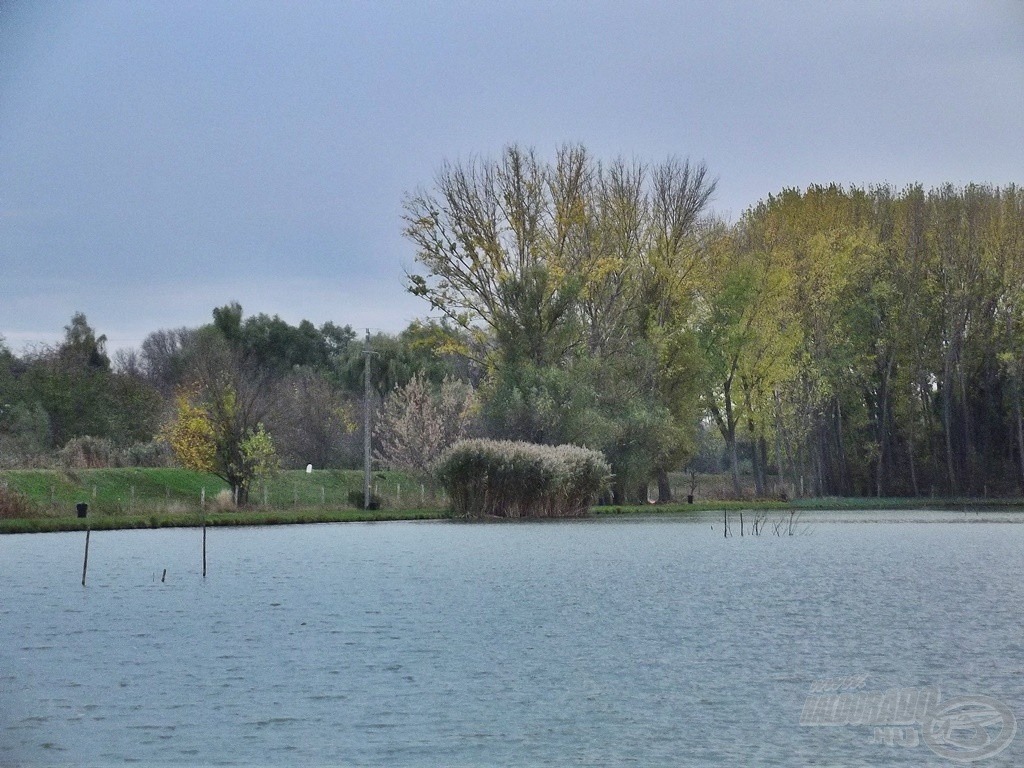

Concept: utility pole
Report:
left=362, top=328, right=373, bottom=509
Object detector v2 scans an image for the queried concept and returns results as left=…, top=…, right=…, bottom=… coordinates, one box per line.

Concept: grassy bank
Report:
left=2, top=467, right=1022, bottom=534
left=0, top=467, right=445, bottom=511
left=593, top=496, right=1024, bottom=517
left=0, top=507, right=448, bottom=534
left=0, top=467, right=450, bottom=534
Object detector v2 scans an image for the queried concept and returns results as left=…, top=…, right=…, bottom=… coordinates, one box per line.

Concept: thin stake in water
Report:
left=202, top=519, right=207, bottom=578
left=81, top=527, right=90, bottom=586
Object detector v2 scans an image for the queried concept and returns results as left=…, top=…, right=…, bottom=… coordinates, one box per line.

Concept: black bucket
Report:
left=76, top=502, right=88, bottom=518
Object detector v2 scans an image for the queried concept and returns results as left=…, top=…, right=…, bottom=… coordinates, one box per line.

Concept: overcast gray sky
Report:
left=2, top=0, right=1022, bottom=353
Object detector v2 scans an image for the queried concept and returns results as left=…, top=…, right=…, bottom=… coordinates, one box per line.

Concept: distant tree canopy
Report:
left=405, top=144, right=716, bottom=501
left=0, top=314, right=161, bottom=462
left=405, top=146, right=1024, bottom=499
left=211, top=301, right=357, bottom=374
left=3, top=155, right=1023, bottom=503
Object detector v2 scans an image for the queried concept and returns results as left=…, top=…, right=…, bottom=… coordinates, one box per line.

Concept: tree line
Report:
left=0, top=307, right=471, bottom=502
left=404, top=146, right=1024, bottom=500
left=3, top=144, right=1022, bottom=502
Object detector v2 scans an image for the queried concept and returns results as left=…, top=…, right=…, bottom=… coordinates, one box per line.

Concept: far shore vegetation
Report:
left=4, top=148, right=1024, bottom=526
left=2, top=467, right=1022, bottom=534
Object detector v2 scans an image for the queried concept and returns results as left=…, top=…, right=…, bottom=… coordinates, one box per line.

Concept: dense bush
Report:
left=58, top=435, right=115, bottom=468
left=0, top=484, right=36, bottom=519
left=118, top=440, right=175, bottom=468
left=435, top=439, right=610, bottom=518
left=347, top=489, right=382, bottom=510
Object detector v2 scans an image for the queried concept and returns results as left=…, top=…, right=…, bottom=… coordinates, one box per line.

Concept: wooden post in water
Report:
left=202, top=518, right=207, bottom=578
left=740, top=511, right=744, bottom=537
left=81, top=527, right=91, bottom=586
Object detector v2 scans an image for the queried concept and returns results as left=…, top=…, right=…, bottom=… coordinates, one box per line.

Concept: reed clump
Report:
left=0, top=484, right=37, bottom=519
left=435, top=439, right=610, bottom=519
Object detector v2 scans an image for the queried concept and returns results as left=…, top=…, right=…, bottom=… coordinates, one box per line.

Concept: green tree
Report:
left=405, top=146, right=716, bottom=501
left=161, top=329, right=277, bottom=504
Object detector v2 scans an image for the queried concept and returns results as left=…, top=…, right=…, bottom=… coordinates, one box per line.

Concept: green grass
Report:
left=592, top=499, right=792, bottom=516
left=0, top=506, right=449, bottom=534
left=0, top=467, right=450, bottom=533
left=593, top=496, right=1024, bottom=517
left=1, top=467, right=228, bottom=514
left=3, top=467, right=1023, bottom=534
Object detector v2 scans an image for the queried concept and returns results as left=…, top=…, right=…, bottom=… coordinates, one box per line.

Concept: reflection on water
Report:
left=2, top=511, right=1023, bottom=766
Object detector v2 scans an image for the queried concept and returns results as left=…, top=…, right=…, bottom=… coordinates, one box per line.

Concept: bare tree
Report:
left=375, top=372, right=478, bottom=476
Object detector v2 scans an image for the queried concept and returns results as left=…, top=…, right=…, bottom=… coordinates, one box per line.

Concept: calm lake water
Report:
left=2, top=510, right=1024, bottom=766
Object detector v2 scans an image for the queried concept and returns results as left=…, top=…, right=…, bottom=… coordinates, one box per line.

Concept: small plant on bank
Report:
left=0, top=484, right=37, bottom=519
left=59, top=436, right=115, bottom=469
left=434, top=439, right=610, bottom=519
left=347, top=489, right=383, bottom=510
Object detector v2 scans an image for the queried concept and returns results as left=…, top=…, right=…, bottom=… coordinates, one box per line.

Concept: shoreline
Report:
left=4, top=497, right=1024, bottom=534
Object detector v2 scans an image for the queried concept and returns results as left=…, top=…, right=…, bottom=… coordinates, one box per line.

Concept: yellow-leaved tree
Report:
left=161, top=384, right=278, bottom=507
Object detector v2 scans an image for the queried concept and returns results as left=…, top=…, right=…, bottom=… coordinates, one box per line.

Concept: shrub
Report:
left=119, top=440, right=174, bottom=468
left=375, top=372, right=478, bottom=476
left=0, top=484, right=36, bottom=519
left=59, top=436, right=115, bottom=468
left=434, top=439, right=610, bottom=519
left=347, top=489, right=382, bottom=510
left=211, top=489, right=236, bottom=511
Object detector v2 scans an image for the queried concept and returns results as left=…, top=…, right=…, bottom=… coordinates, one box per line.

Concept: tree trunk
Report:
left=943, top=352, right=958, bottom=495
left=611, top=482, right=625, bottom=506
left=232, top=481, right=249, bottom=507
left=657, top=468, right=672, bottom=503
left=875, top=355, right=894, bottom=498
left=1015, top=383, right=1024, bottom=492
left=906, top=411, right=920, bottom=497
left=729, top=428, right=741, bottom=497
left=833, top=398, right=851, bottom=496
left=749, top=419, right=765, bottom=497
left=708, top=382, right=742, bottom=498
left=957, top=362, right=974, bottom=493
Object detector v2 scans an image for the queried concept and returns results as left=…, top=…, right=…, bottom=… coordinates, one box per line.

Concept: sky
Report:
left=2, top=0, right=1022, bottom=355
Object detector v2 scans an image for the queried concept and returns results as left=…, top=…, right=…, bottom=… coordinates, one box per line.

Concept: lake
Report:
left=2, top=510, right=1023, bottom=766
